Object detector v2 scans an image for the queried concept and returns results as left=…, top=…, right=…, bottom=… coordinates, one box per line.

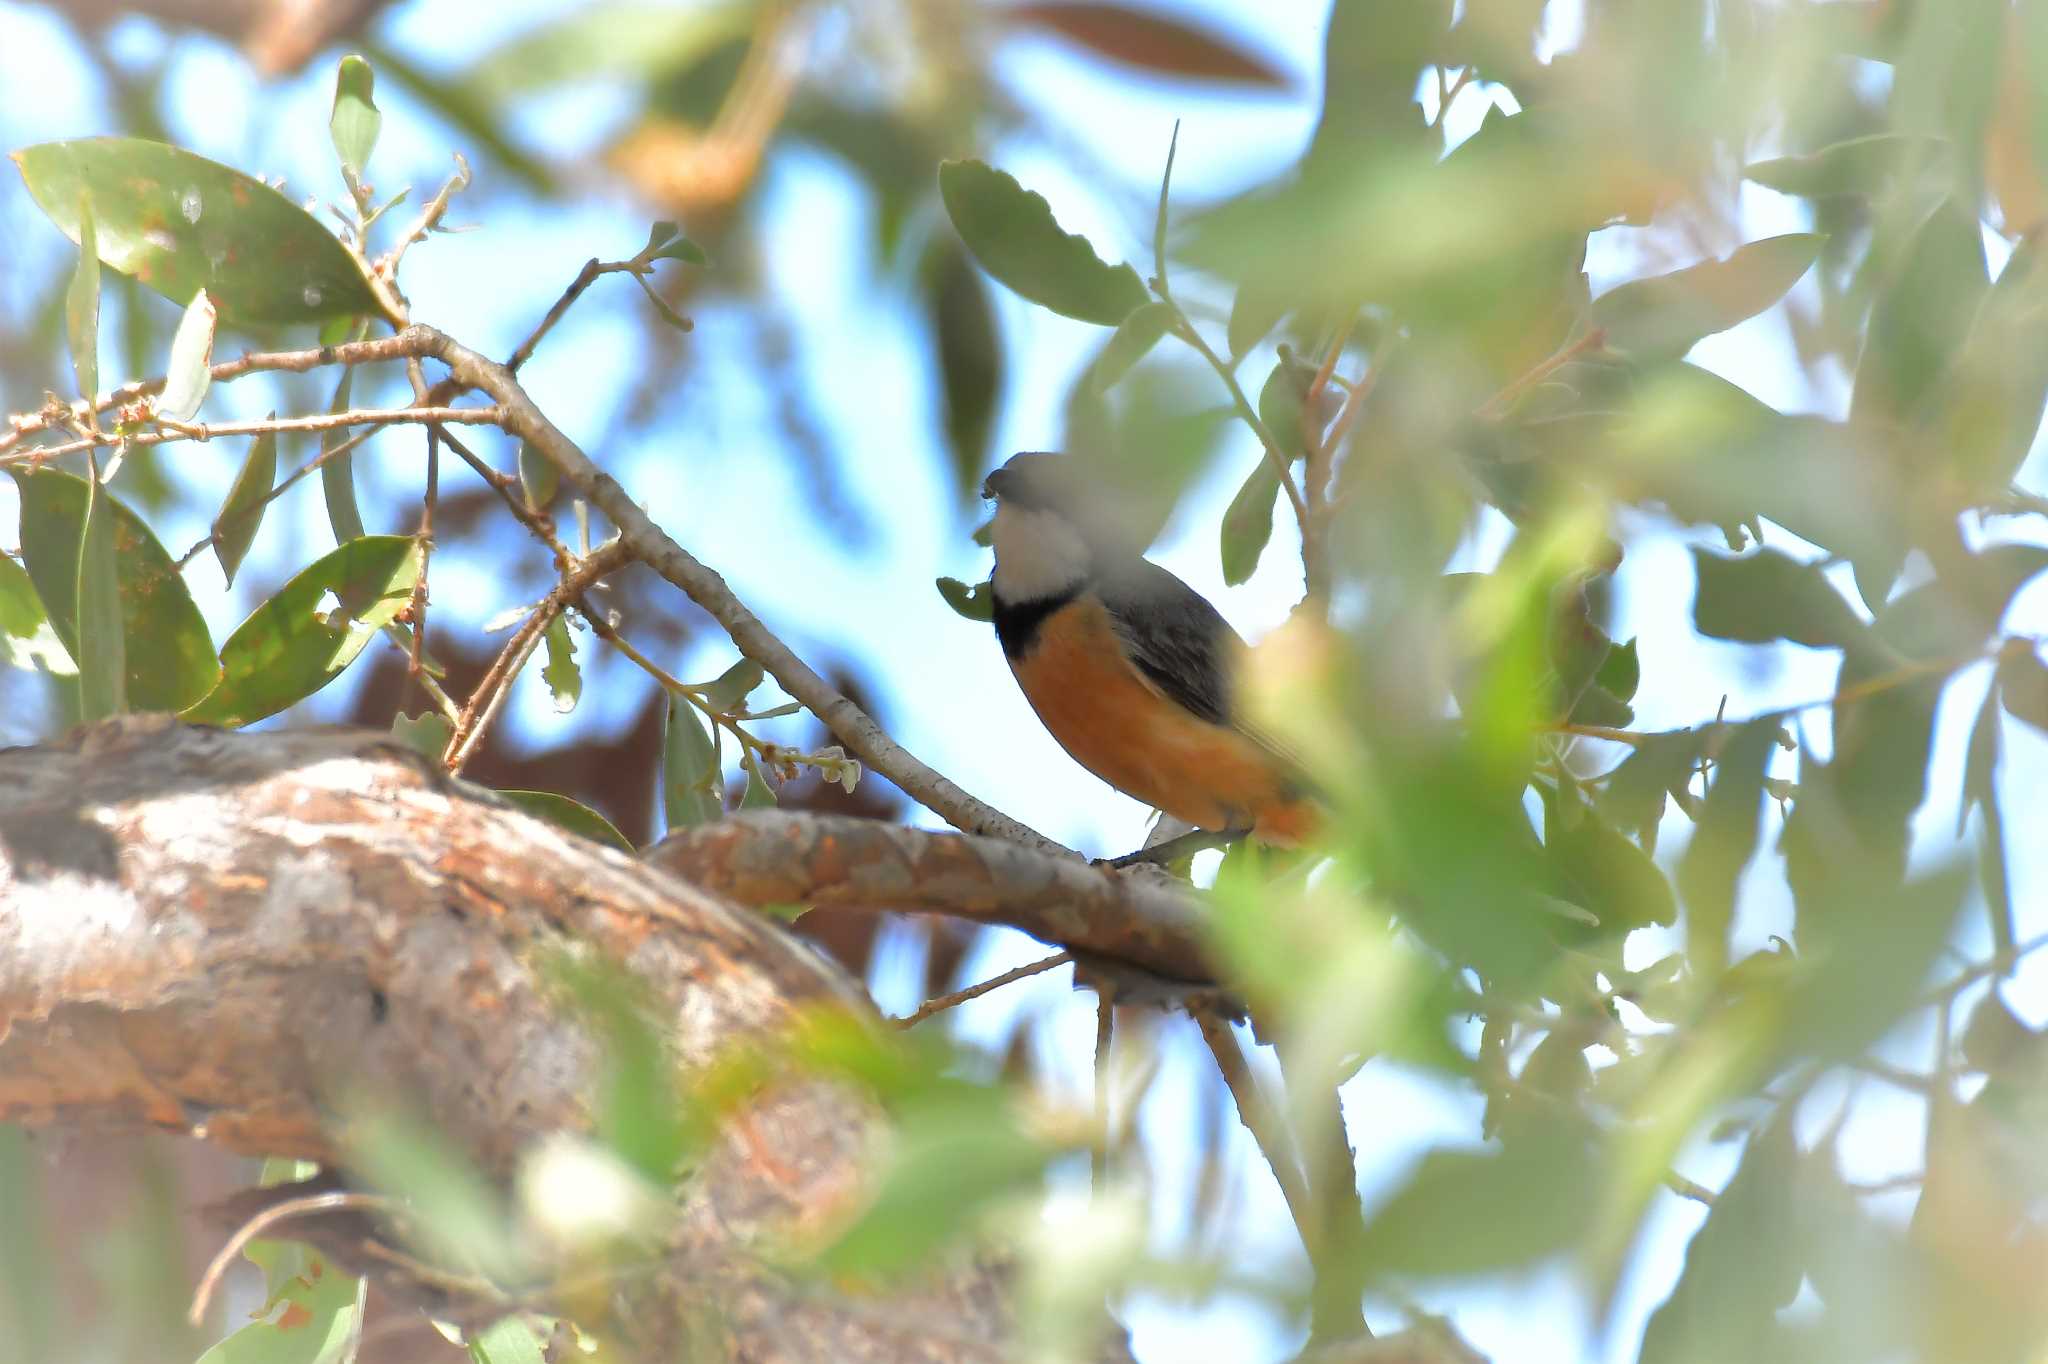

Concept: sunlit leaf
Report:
left=938, top=159, right=1150, bottom=326
left=195, top=1236, right=360, bottom=1364
left=212, top=420, right=277, bottom=588
left=330, top=55, right=381, bottom=186
left=9, top=468, right=216, bottom=711
left=466, top=1316, right=548, bottom=1364
left=64, top=196, right=98, bottom=405
left=1593, top=234, right=1824, bottom=360
left=1001, top=3, right=1292, bottom=88
left=540, top=615, right=580, bottom=714
left=498, top=789, right=633, bottom=852
left=0, top=554, right=72, bottom=674
left=662, top=694, right=723, bottom=829
left=1851, top=196, right=1987, bottom=432
left=74, top=473, right=126, bottom=722
left=156, top=288, right=216, bottom=422
left=181, top=536, right=421, bottom=727
left=12, top=137, right=382, bottom=324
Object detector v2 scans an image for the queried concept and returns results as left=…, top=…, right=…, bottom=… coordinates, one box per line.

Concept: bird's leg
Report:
left=1100, top=825, right=1250, bottom=870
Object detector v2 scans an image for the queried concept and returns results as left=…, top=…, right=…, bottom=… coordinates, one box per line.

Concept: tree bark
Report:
left=0, top=716, right=1131, bottom=1362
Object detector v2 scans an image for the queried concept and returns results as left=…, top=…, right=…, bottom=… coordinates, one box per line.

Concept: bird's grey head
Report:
left=982, top=452, right=1094, bottom=604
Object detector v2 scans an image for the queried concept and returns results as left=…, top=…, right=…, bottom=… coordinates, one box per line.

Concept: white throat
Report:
left=990, top=501, right=1090, bottom=603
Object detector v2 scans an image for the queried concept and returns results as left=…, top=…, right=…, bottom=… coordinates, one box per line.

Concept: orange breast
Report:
left=1007, top=596, right=1313, bottom=844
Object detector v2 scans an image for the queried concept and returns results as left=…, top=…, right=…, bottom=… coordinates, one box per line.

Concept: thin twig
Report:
left=1194, top=1009, right=1314, bottom=1247
left=1664, top=1172, right=1718, bottom=1206
left=171, top=425, right=376, bottom=570
left=1161, top=308, right=1311, bottom=529
left=408, top=425, right=439, bottom=686
left=188, top=1190, right=394, bottom=1325
left=1093, top=979, right=1117, bottom=1192
left=893, top=951, right=1073, bottom=1029
left=508, top=256, right=635, bottom=375
left=1476, top=327, right=1608, bottom=422
left=15, top=404, right=498, bottom=466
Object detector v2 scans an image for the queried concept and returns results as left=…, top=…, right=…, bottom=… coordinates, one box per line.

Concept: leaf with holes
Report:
left=13, top=137, right=382, bottom=325
left=540, top=615, right=580, bottom=714
left=939, top=159, right=1149, bottom=326
left=182, top=536, right=421, bottom=727
left=9, top=468, right=216, bottom=710
left=936, top=576, right=995, bottom=622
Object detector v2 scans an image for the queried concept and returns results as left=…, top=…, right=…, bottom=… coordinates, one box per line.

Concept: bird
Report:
left=980, top=452, right=1317, bottom=849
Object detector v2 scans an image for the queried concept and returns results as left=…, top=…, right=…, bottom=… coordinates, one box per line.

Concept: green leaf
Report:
left=661, top=694, right=723, bottom=829
left=1088, top=300, right=1174, bottom=393
left=1676, top=720, right=1777, bottom=979
left=12, top=137, right=382, bottom=325
left=516, top=439, right=559, bottom=511
left=1001, top=3, right=1293, bottom=88
left=467, top=1316, right=548, bottom=1364
left=1692, top=547, right=1869, bottom=651
left=74, top=473, right=126, bottom=722
left=541, top=615, right=580, bottom=714
left=330, top=55, right=381, bottom=186
left=9, top=468, right=216, bottom=711
left=1594, top=728, right=1702, bottom=845
left=1939, top=233, right=2048, bottom=497
left=212, top=420, right=277, bottom=588
left=808, top=1091, right=1059, bottom=1281
left=1593, top=636, right=1640, bottom=705
left=348, top=1109, right=518, bottom=1282
left=156, top=288, right=216, bottom=422
left=1219, top=459, right=1282, bottom=587
left=389, top=709, right=452, bottom=760
left=195, top=1238, right=360, bottom=1364
left=938, top=159, right=1150, bottom=326
left=65, top=196, right=98, bottom=405
left=0, top=554, right=72, bottom=674
left=497, top=789, right=633, bottom=852
left=181, top=536, right=421, bottom=727
left=2000, top=647, right=2048, bottom=734
left=320, top=358, right=366, bottom=543
left=699, top=657, right=764, bottom=711
left=650, top=233, right=706, bottom=264
left=740, top=751, right=777, bottom=808
left=1548, top=806, right=1678, bottom=935
left=936, top=575, right=995, bottom=622
left=1640, top=1112, right=1803, bottom=1364
left=1742, top=134, right=1944, bottom=198
left=924, top=241, right=1002, bottom=502
left=1357, top=1124, right=1599, bottom=1278
left=1851, top=196, right=1988, bottom=431
left=455, top=2, right=755, bottom=104
left=1593, top=234, right=1824, bottom=360
left=1226, top=278, right=1289, bottom=361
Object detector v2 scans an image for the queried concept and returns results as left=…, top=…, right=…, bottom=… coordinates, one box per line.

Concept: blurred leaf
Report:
left=1743, top=134, right=1943, bottom=197
left=467, top=1316, right=547, bottom=1364
left=1782, top=860, right=1968, bottom=1066
left=359, top=39, right=556, bottom=190
left=196, top=1237, right=360, bottom=1364
left=1088, top=300, right=1173, bottom=393
left=182, top=536, right=421, bottom=728
left=320, top=358, right=366, bottom=543
left=1001, top=3, right=1292, bottom=88
left=457, top=2, right=753, bottom=103
left=1226, top=279, right=1289, bottom=360
left=1890, top=0, right=2002, bottom=188
left=349, top=1109, right=519, bottom=1282
left=924, top=241, right=1002, bottom=501
left=12, top=138, right=382, bottom=325
left=662, top=694, right=723, bottom=828
left=389, top=708, right=452, bottom=759
left=937, top=575, right=996, bottom=622
left=1964, top=681, right=2015, bottom=960
left=74, top=473, right=126, bottom=722
left=65, top=196, right=98, bottom=405
left=157, top=288, right=216, bottom=422
left=330, top=55, right=381, bottom=186
left=10, top=468, right=216, bottom=710
left=740, top=751, right=777, bottom=808
left=517, top=439, right=558, bottom=510
left=2000, top=646, right=2048, bottom=733
left=539, top=615, right=581, bottom=714
left=548, top=954, right=695, bottom=1180
left=1939, top=232, right=2048, bottom=496
left=1639, top=1111, right=1803, bottom=1364
left=1595, top=728, right=1702, bottom=844
left=650, top=232, right=707, bottom=265
left=1547, top=801, right=1678, bottom=935
left=0, top=553, right=72, bottom=674
left=498, top=789, right=633, bottom=852
left=809, top=1091, right=1058, bottom=1281
left=1676, top=720, right=1777, bottom=980
left=1692, top=547, right=1869, bottom=651
left=1219, top=459, right=1283, bottom=586
left=1873, top=543, right=2048, bottom=661
left=1850, top=196, right=1988, bottom=431
left=1312, top=0, right=1449, bottom=160
left=699, top=657, right=764, bottom=711
left=1593, top=234, right=1824, bottom=361
left=1358, top=1124, right=1598, bottom=1278
left=212, top=421, right=277, bottom=588
left=938, top=159, right=1150, bottom=326
left=1594, top=636, right=1640, bottom=705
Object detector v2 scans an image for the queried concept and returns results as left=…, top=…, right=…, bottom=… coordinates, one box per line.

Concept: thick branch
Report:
left=649, top=811, right=1216, bottom=983
left=0, top=717, right=1125, bottom=1364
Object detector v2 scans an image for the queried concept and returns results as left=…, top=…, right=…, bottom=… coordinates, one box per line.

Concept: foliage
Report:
left=5, top=1, right=2048, bottom=1362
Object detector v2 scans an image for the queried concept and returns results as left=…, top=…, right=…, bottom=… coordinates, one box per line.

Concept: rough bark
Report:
left=0, top=716, right=1131, bottom=1363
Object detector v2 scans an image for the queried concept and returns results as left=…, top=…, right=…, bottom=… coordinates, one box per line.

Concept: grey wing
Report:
left=1095, top=559, right=1243, bottom=728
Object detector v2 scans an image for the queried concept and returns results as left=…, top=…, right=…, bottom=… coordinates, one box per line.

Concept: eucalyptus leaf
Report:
left=938, top=159, right=1150, bottom=326
left=64, top=196, right=98, bottom=406
left=157, top=288, right=216, bottom=422
left=212, top=421, right=278, bottom=588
